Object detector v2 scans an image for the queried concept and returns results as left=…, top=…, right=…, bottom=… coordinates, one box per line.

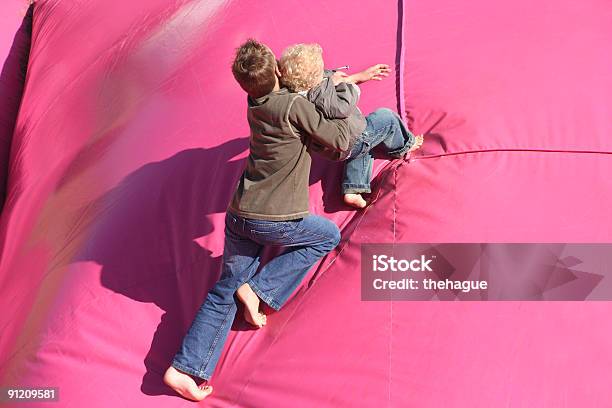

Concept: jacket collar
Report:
left=248, top=87, right=290, bottom=106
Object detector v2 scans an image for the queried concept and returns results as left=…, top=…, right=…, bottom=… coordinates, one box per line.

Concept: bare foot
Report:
left=236, top=283, right=267, bottom=328
left=163, top=366, right=212, bottom=401
left=408, top=134, right=424, bottom=152
left=343, top=193, right=367, bottom=209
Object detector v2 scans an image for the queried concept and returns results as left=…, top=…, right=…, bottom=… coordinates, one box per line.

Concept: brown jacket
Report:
left=228, top=88, right=351, bottom=221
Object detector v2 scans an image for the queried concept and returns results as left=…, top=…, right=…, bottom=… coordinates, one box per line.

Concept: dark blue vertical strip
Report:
left=395, top=0, right=404, bottom=117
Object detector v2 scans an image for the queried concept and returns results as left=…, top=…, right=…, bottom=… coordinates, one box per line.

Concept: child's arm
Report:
left=288, top=95, right=351, bottom=152
left=307, top=71, right=360, bottom=120
left=342, top=64, right=390, bottom=84
left=308, top=64, right=389, bottom=119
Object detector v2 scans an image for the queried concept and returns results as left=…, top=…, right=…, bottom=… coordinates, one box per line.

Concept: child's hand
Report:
left=349, top=64, right=390, bottom=84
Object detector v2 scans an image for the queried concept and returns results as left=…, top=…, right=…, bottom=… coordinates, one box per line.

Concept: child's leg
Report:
left=341, top=108, right=422, bottom=207
left=367, top=108, right=418, bottom=158
left=341, top=108, right=405, bottom=201
left=342, top=151, right=374, bottom=208
left=166, top=212, right=263, bottom=398
left=245, top=215, right=341, bottom=311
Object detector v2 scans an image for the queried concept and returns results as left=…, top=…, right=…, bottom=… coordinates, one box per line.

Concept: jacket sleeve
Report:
left=307, top=77, right=360, bottom=120
left=288, top=95, right=351, bottom=152
left=309, top=140, right=342, bottom=161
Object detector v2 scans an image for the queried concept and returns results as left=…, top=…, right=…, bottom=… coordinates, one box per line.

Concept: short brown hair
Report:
left=232, top=39, right=277, bottom=98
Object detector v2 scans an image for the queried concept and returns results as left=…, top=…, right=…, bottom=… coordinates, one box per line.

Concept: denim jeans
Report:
left=342, top=108, right=416, bottom=194
left=171, top=211, right=341, bottom=380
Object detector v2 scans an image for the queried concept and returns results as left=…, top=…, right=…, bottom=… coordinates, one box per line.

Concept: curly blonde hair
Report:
left=279, top=43, right=324, bottom=92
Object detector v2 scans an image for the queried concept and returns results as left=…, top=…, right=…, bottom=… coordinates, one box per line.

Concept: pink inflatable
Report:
left=1, top=0, right=611, bottom=406
left=0, top=1, right=31, bottom=208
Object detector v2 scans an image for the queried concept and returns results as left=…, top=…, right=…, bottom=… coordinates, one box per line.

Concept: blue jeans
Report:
left=171, top=211, right=341, bottom=380
left=342, top=108, right=416, bottom=194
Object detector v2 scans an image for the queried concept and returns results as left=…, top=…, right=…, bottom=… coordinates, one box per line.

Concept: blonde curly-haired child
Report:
left=279, top=43, right=423, bottom=208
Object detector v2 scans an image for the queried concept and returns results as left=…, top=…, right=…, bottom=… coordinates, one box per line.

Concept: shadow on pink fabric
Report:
left=0, top=0, right=611, bottom=407
left=0, top=1, right=32, bottom=210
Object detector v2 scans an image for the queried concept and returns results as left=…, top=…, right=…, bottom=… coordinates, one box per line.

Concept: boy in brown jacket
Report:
left=163, top=39, right=352, bottom=401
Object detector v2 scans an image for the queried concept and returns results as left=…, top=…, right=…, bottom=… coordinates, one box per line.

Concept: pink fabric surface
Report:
left=396, top=1, right=612, bottom=406
left=0, top=0, right=28, bottom=78
left=405, top=0, right=612, bottom=155
left=0, top=1, right=28, bottom=68
left=0, top=0, right=611, bottom=407
left=0, top=0, right=400, bottom=407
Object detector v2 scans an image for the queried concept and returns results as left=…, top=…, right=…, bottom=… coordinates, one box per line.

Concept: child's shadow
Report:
left=0, top=3, right=33, bottom=210
left=309, top=156, right=347, bottom=213
left=74, top=138, right=250, bottom=396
